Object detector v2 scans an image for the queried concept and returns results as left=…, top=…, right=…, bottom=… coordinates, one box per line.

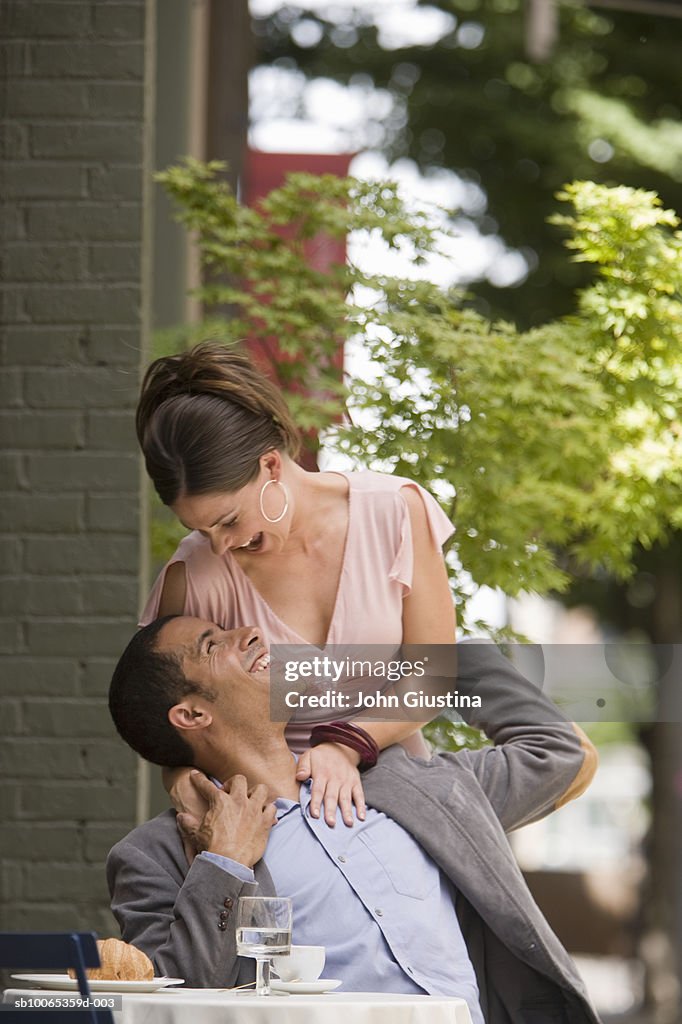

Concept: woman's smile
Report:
left=236, top=531, right=264, bottom=553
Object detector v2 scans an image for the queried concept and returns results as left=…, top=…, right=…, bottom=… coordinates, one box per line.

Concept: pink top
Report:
left=141, top=471, right=454, bottom=751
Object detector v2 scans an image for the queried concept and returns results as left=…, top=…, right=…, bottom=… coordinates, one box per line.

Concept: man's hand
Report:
left=176, top=771, right=277, bottom=867
left=296, top=743, right=366, bottom=827
left=165, top=766, right=210, bottom=865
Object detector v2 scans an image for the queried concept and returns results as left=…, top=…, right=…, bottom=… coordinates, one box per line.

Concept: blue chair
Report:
left=0, top=931, right=114, bottom=1023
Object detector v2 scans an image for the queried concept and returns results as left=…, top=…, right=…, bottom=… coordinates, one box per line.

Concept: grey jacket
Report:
left=107, top=642, right=600, bottom=1023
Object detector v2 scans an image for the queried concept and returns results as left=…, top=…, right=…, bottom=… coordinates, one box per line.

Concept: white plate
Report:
left=11, top=975, right=185, bottom=993
left=270, top=979, right=342, bottom=995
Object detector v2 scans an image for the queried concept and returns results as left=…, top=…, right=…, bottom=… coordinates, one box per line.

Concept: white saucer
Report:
left=270, top=979, right=342, bottom=995
left=12, top=974, right=184, bottom=993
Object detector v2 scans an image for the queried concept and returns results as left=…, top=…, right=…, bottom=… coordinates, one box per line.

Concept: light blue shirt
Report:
left=201, top=779, right=483, bottom=1022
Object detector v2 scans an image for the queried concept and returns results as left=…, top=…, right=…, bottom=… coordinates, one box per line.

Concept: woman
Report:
left=137, top=341, right=456, bottom=827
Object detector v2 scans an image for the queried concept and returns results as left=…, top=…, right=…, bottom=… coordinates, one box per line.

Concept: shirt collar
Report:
left=274, top=773, right=312, bottom=822
left=211, top=754, right=309, bottom=823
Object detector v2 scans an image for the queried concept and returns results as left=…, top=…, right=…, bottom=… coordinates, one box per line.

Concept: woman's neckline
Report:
left=228, top=470, right=353, bottom=649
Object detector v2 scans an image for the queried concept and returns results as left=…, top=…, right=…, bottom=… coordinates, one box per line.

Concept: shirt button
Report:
left=224, top=898, right=234, bottom=909
left=375, top=908, right=384, bottom=917
left=337, top=855, right=347, bottom=863
left=406, top=966, right=413, bottom=974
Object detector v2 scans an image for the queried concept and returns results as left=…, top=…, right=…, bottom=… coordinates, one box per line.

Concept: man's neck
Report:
left=201, top=740, right=300, bottom=802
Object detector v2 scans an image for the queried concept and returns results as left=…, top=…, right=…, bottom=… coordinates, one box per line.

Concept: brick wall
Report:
left=0, top=0, right=151, bottom=935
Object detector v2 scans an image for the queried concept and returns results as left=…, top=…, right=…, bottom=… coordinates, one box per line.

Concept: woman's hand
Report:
left=296, top=743, right=366, bottom=828
left=163, top=765, right=211, bottom=865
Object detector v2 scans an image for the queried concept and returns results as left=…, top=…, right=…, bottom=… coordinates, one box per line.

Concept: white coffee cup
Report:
left=271, top=945, right=326, bottom=982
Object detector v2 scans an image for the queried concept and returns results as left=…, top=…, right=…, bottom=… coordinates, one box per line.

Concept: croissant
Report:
left=68, top=938, right=154, bottom=981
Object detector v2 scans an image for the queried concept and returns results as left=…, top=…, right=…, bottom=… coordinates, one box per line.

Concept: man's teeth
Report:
left=252, top=653, right=270, bottom=672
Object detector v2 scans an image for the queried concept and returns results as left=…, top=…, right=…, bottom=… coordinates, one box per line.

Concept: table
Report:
left=123, top=989, right=472, bottom=1024
left=4, top=988, right=473, bottom=1024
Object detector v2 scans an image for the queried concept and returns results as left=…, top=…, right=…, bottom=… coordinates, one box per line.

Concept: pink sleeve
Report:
left=388, top=483, right=454, bottom=595
left=138, top=534, right=227, bottom=627
left=138, top=559, right=181, bottom=626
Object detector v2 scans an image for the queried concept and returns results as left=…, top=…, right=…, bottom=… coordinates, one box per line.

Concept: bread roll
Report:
left=68, top=938, right=154, bottom=981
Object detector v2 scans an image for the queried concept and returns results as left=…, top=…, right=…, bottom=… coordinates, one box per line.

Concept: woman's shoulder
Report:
left=343, top=469, right=419, bottom=496
left=171, top=534, right=248, bottom=591
left=344, top=469, right=454, bottom=549
left=140, top=532, right=240, bottom=627
left=345, top=470, right=446, bottom=515
left=170, top=530, right=213, bottom=562
left=154, top=530, right=241, bottom=589
left=150, top=531, right=224, bottom=577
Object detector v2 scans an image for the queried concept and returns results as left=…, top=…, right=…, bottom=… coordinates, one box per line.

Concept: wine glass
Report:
left=236, top=896, right=292, bottom=996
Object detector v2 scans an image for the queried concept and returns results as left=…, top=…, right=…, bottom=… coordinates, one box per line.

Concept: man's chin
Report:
left=249, top=668, right=270, bottom=684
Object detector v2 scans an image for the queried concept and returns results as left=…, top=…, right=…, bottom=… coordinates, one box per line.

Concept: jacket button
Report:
left=224, top=898, right=234, bottom=909
left=218, top=921, right=227, bottom=931
left=220, top=910, right=229, bottom=921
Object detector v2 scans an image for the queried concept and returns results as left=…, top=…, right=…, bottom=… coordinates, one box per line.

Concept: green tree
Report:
left=157, top=160, right=682, bottom=603
left=158, top=160, right=682, bottom=1014
left=253, top=1, right=682, bottom=328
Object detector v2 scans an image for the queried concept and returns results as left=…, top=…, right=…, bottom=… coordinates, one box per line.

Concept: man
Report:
left=107, top=615, right=600, bottom=1023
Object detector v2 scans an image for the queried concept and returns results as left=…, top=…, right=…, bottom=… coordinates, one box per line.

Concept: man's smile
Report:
left=247, top=648, right=270, bottom=674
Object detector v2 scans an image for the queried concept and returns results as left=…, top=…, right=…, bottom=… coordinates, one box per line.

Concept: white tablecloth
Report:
left=4, top=987, right=473, bottom=1024
left=122, top=989, right=473, bottom=1024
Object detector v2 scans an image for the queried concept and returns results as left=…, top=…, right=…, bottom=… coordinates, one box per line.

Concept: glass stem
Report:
left=254, top=957, right=271, bottom=996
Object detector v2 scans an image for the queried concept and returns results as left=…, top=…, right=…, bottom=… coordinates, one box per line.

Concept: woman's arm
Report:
left=358, top=484, right=457, bottom=746
left=399, top=483, right=457, bottom=640
left=298, top=485, right=457, bottom=824
left=158, top=560, right=187, bottom=616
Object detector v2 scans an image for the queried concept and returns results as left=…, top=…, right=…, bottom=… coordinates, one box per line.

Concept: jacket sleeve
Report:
left=447, top=640, right=598, bottom=831
left=106, top=836, right=259, bottom=988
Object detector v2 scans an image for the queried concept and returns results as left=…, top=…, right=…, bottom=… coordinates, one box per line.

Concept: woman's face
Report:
left=171, top=461, right=290, bottom=558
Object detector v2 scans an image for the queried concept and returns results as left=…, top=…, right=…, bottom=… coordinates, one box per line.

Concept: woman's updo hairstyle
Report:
left=136, top=341, right=301, bottom=506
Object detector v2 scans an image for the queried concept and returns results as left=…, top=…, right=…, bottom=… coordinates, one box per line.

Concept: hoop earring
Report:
left=259, top=479, right=289, bottom=524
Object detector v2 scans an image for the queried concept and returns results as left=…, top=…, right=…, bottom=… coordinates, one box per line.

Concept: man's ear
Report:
left=168, top=700, right=214, bottom=733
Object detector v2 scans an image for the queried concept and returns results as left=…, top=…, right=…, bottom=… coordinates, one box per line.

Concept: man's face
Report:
left=156, top=617, right=271, bottom=700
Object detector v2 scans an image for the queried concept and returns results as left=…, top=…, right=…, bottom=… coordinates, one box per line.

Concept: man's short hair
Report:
left=109, top=616, right=214, bottom=767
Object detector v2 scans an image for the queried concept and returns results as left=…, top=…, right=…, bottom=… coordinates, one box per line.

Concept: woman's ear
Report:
left=168, top=701, right=213, bottom=733
left=260, top=449, right=282, bottom=479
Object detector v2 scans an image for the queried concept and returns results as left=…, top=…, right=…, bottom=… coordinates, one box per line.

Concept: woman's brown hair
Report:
left=136, top=341, right=301, bottom=505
